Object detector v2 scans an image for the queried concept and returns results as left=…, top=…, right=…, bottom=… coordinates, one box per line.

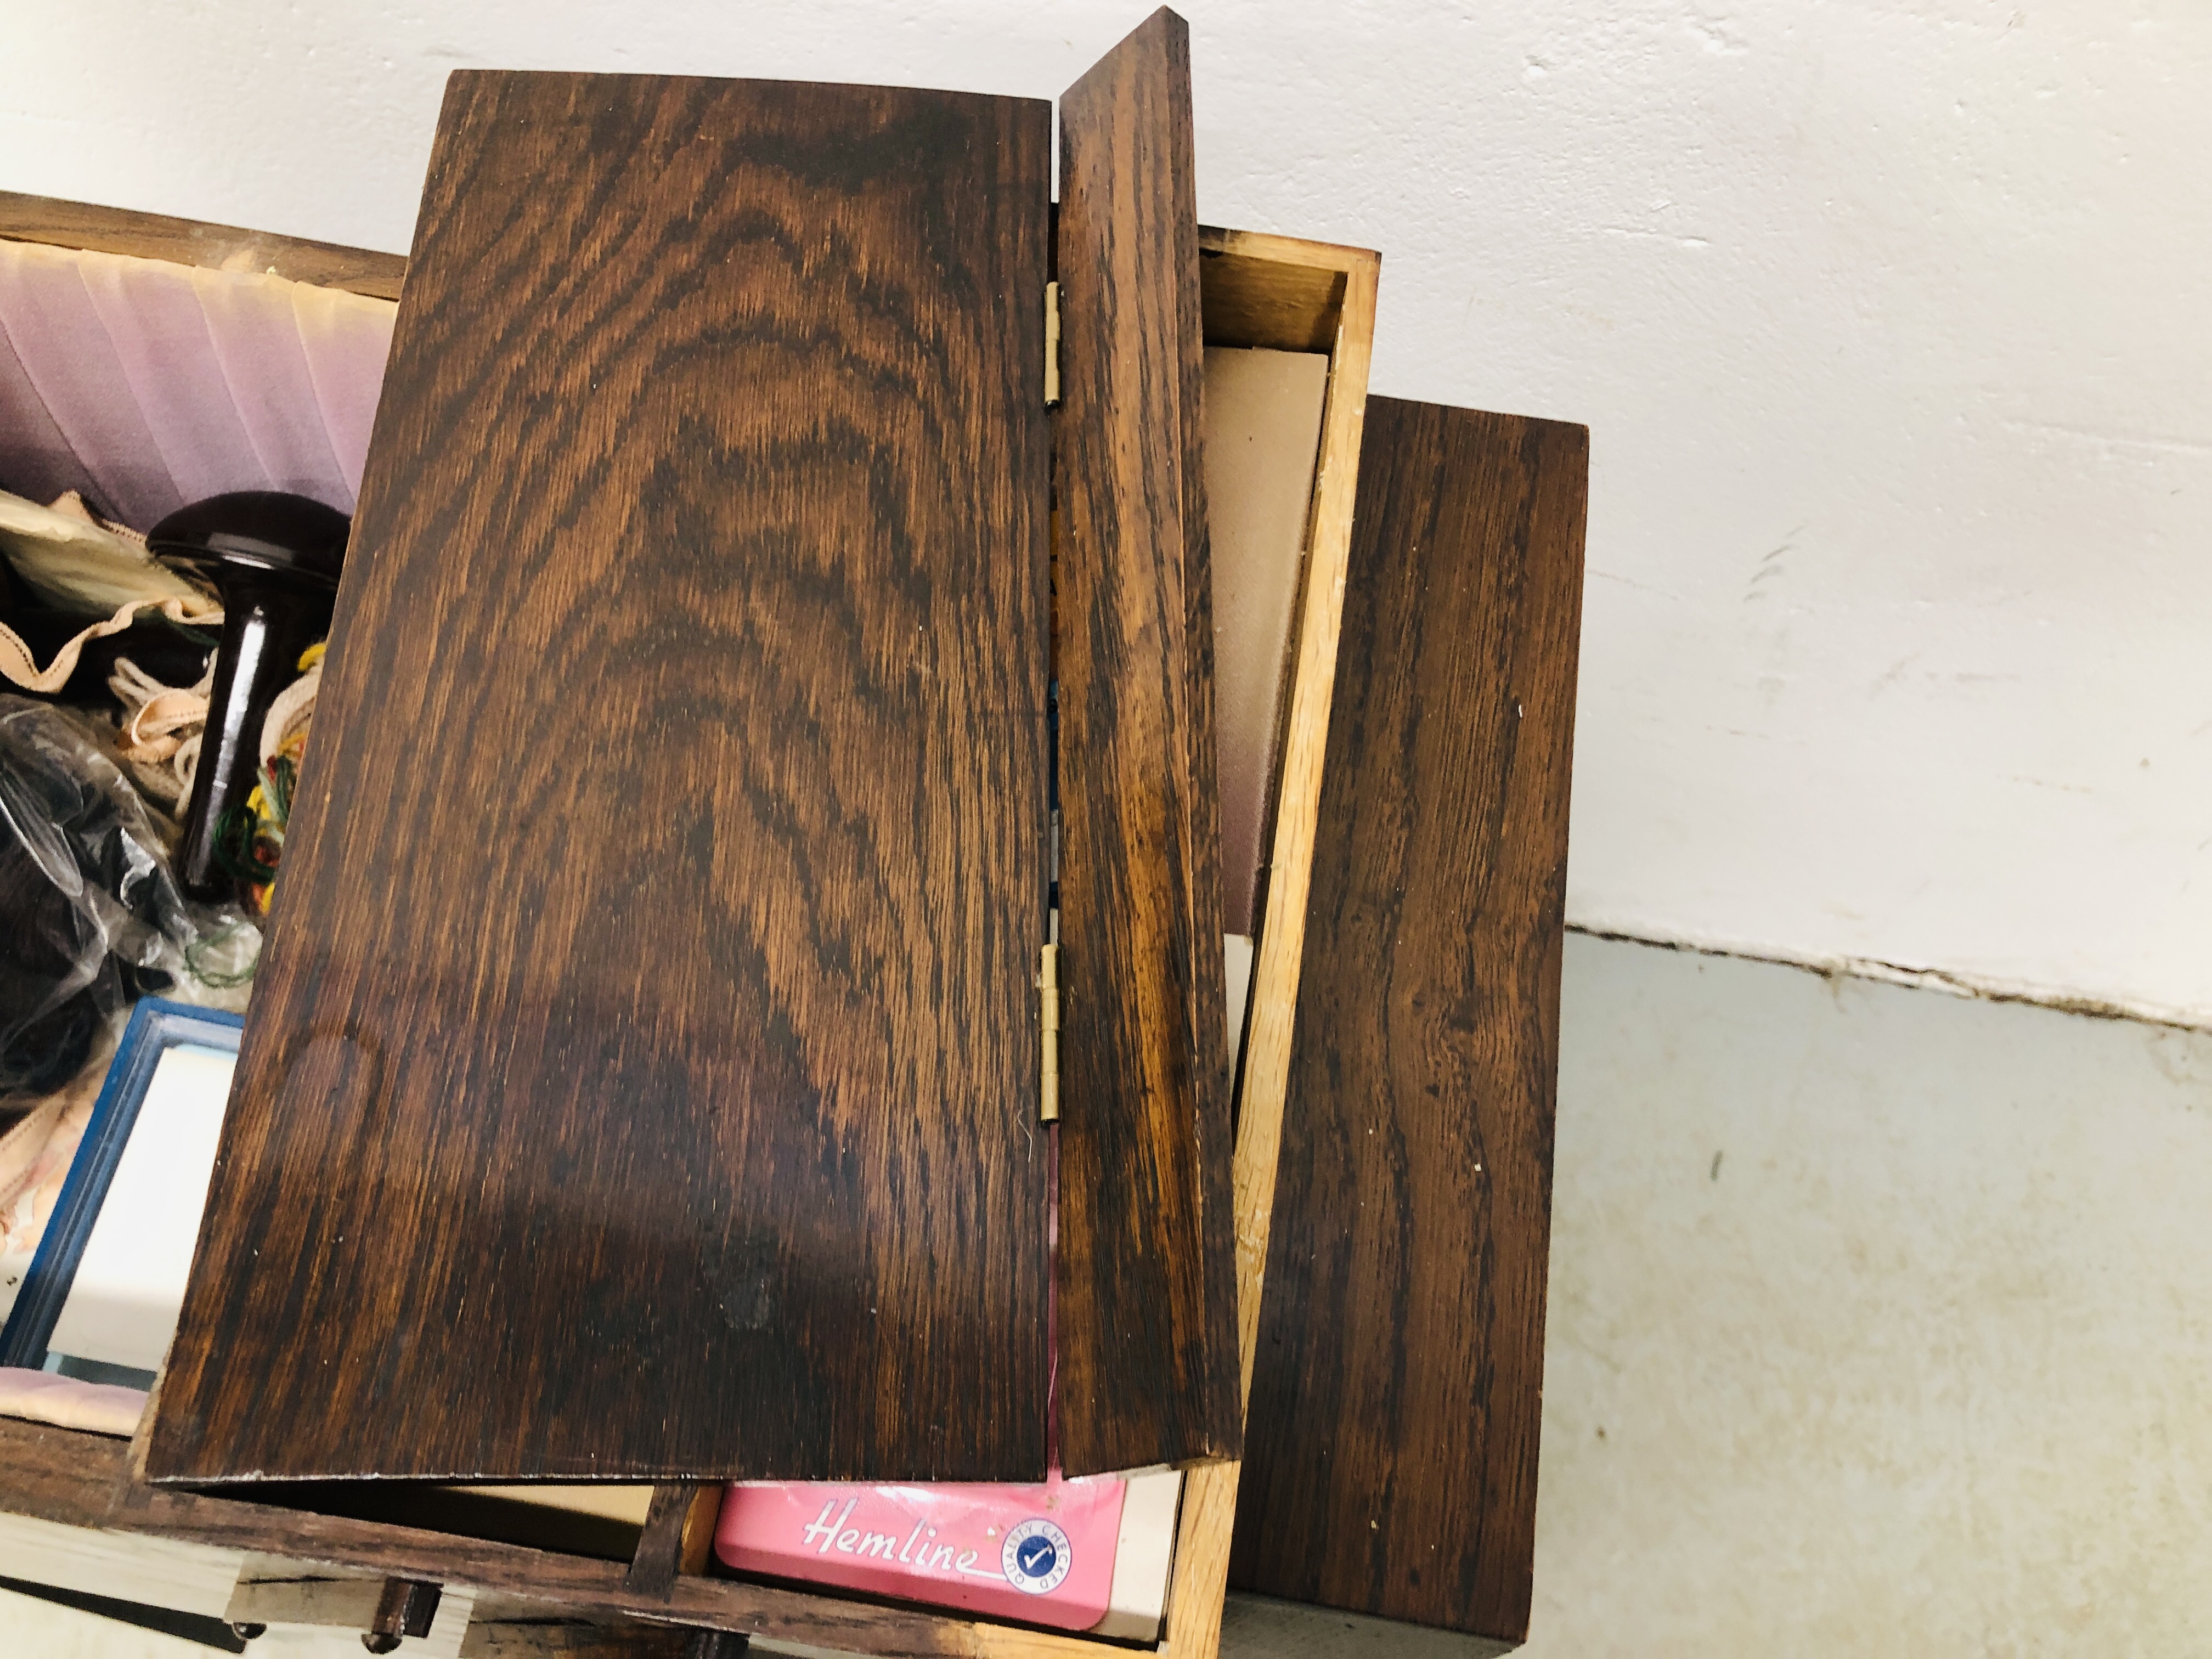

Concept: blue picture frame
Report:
left=0, top=997, right=244, bottom=1372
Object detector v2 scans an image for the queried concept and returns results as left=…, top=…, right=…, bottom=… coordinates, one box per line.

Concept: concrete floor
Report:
left=1526, top=933, right=2212, bottom=1656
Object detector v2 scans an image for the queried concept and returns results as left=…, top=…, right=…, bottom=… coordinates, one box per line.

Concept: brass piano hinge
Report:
left=1044, top=281, right=1062, bottom=407
left=1038, top=941, right=1061, bottom=1122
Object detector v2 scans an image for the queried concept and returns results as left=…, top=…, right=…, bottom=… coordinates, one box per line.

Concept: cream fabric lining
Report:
left=0, top=487, right=222, bottom=694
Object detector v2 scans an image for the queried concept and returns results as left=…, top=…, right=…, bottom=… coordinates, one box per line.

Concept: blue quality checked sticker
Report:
left=1001, top=1516, right=1074, bottom=1595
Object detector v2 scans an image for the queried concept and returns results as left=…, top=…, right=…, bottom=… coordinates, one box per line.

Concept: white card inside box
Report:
left=46, top=1043, right=233, bottom=1375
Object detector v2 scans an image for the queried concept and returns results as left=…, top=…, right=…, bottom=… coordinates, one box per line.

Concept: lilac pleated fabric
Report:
left=0, top=240, right=396, bottom=533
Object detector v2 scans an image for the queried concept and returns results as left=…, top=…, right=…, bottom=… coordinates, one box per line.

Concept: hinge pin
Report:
left=1039, top=941, right=1060, bottom=1122
left=1044, top=281, right=1062, bottom=407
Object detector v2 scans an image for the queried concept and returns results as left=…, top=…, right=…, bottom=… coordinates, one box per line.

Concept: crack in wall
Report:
left=1567, top=923, right=2211, bottom=1035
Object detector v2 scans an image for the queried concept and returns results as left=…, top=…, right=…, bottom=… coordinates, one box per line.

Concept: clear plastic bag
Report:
left=0, top=696, right=253, bottom=1101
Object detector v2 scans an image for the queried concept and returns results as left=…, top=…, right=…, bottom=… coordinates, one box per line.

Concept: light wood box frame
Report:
left=0, top=190, right=1378, bottom=1659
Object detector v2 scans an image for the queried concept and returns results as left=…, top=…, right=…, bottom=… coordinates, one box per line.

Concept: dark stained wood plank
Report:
left=1228, top=398, right=1589, bottom=1642
left=372, top=1578, right=447, bottom=1645
left=1053, top=6, right=1240, bottom=1476
left=1196, top=244, right=1345, bottom=354
left=621, top=1484, right=718, bottom=1598
left=147, top=72, right=1054, bottom=1485
left=0, top=189, right=405, bottom=300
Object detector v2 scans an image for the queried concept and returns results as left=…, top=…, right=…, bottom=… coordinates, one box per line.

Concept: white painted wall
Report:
left=4, top=2, right=2205, bottom=1020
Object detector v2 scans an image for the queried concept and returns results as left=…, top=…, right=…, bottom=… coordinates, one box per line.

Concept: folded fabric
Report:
left=0, top=1363, right=146, bottom=1437
left=0, top=487, right=222, bottom=694
left=0, top=487, right=199, bottom=614
left=1, top=1029, right=107, bottom=1217
left=0, top=590, right=220, bottom=696
left=0, top=1045, right=105, bottom=1330
left=0, top=238, right=396, bottom=530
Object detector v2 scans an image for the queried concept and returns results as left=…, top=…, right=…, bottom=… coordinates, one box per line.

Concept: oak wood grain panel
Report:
left=0, top=190, right=405, bottom=299
left=1053, top=5, right=1240, bottom=1477
left=1228, top=399, right=1588, bottom=1643
left=146, top=72, right=1054, bottom=1485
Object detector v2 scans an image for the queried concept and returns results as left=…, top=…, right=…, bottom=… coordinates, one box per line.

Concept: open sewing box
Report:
left=0, top=29, right=1379, bottom=1659
left=0, top=13, right=1593, bottom=1659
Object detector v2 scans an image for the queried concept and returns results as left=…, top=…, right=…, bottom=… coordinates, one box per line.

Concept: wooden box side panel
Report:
left=0, top=190, right=405, bottom=300
left=1229, top=398, right=1589, bottom=1643
left=1197, top=227, right=1356, bottom=356
left=3, top=1417, right=1108, bottom=1658
left=0, top=185, right=1381, bottom=1659
left=1158, top=241, right=1376, bottom=1659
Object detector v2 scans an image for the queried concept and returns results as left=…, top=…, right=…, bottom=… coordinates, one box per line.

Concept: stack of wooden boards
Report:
left=0, top=7, right=1589, bottom=1655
